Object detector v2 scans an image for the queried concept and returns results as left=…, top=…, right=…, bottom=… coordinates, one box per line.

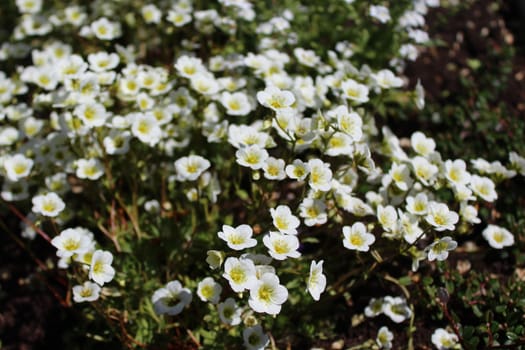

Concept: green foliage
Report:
left=419, top=262, right=525, bottom=349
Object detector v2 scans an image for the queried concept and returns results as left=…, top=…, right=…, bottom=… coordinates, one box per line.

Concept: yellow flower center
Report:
left=433, top=214, right=446, bottom=226
left=228, top=100, right=241, bottom=111
left=275, top=217, right=288, bottom=230
left=493, top=232, right=504, bottom=243
left=229, top=267, right=245, bottom=284
left=42, top=200, right=57, bottom=213
left=63, top=238, right=80, bottom=251
left=350, top=233, right=363, bottom=247
left=257, top=285, right=274, bottom=303
left=93, top=260, right=104, bottom=274
left=79, top=288, right=93, bottom=298
left=14, top=163, right=27, bottom=175
left=273, top=239, right=289, bottom=254
left=229, top=234, right=244, bottom=245
left=200, top=285, right=214, bottom=299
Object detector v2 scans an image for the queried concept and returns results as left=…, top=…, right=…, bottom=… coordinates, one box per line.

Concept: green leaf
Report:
left=467, top=59, right=482, bottom=70
left=472, top=305, right=483, bottom=318
left=398, top=276, right=412, bottom=286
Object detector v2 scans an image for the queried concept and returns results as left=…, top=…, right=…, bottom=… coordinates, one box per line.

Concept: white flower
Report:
left=444, top=159, right=471, bottom=186
left=377, top=205, right=398, bottom=232
left=470, top=175, right=497, bottom=202
left=235, top=144, right=269, bottom=170
left=174, top=56, right=205, bottom=78
left=285, top=159, right=310, bottom=180
left=399, top=211, right=424, bottom=244
left=411, top=156, right=438, bottom=186
left=228, top=124, right=269, bottom=149
left=471, top=158, right=492, bottom=173
left=509, top=151, right=525, bottom=176
left=75, top=158, right=104, bottom=180
left=21, top=116, right=44, bottom=138
left=406, top=192, right=429, bottom=216
left=411, top=131, right=436, bottom=157
left=376, top=326, right=394, bottom=350
left=460, top=203, right=481, bottom=224
left=426, top=236, right=457, bottom=261
left=152, top=280, right=192, bottom=316
left=333, top=105, right=363, bottom=141
left=415, top=79, right=425, bottom=109
left=408, top=29, right=430, bottom=43
left=136, top=93, right=155, bottom=111
left=51, top=227, right=94, bottom=258
left=32, top=192, right=65, bottom=217
left=197, top=277, right=222, bottom=304
left=370, top=5, right=391, bottom=23
left=65, top=6, right=87, bottom=26
left=144, top=199, right=160, bottom=213
left=372, top=69, right=403, bottom=89
left=453, top=184, right=475, bottom=202
left=0, top=127, right=19, bottom=146
left=299, top=198, right=327, bottom=226
left=174, top=155, right=211, bottom=181
left=222, top=257, right=257, bottom=292
left=141, top=4, right=162, bottom=24
left=72, top=281, right=101, bottom=303
left=399, top=10, right=425, bottom=28
left=248, top=272, right=288, bottom=315
left=308, top=158, right=333, bottom=192
left=425, top=202, right=459, bottom=231
left=243, top=325, right=270, bottom=350
left=89, top=250, right=115, bottom=286
left=3, top=154, right=33, bottom=181
left=1, top=181, right=29, bottom=202
left=365, top=297, right=385, bottom=318
left=167, top=10, right=192, bottom=27
left=218, top=224, right=257, bottom=250
left=382, top=296, right=412, bottom=323
left=336, top=194, right=374, bottom=216
left=131, top=113, right=162, bottom=146
left=256, top=86, right=295, bottom=111
left=206, top=250, right=225, bottom=270
left=426, top=0, right=440, bottom=8
left=270, top=205, right=300, bottom=235
left=482, top=225, right=514, bottom=249
left=341, top=79, right=369, bottom=104
left=87, top=51, right=119, bottom=72
left=431, top=328, right=459, bottom=350
left=325, top=132, right=354, bottom=157
left=16, top=0, right=42, bottom=14
left=217, top=297, right=242, bottom=325
left=190, top=73, right=220, bottom=96
left=103, top=130, right=131, bottom=155
left=294, top=48, right=320, bottom=67
left=263, top=157, right=286, bottom=180
left=486, top=161, right=516, bottom=179
left=119, top=76, right=140, bottom=96
left=342, top=222, right=375, bottom=252
left=91, top=18, right=121, bottom=40
left=388, top=162, right=413, bottom=192
left=263, top=231, right=301, bottom=260
left=221, top=91, right=252, bottom=116
left=307, top=260, right=326, bottom=301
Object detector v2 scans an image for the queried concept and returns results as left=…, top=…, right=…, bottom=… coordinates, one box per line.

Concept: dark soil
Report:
left=0, top=214, right=69, bottom=349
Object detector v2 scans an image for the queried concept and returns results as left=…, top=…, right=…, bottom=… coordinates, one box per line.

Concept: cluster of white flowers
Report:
left=365, top=295, right=413, bottom=323
left=0, top=0, right=521, bottom=348
left=368, top=0, right=439, bottom=66
left=431, top=328, right=459, bottom=350
left=51, top=227, right=115, bottom=302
